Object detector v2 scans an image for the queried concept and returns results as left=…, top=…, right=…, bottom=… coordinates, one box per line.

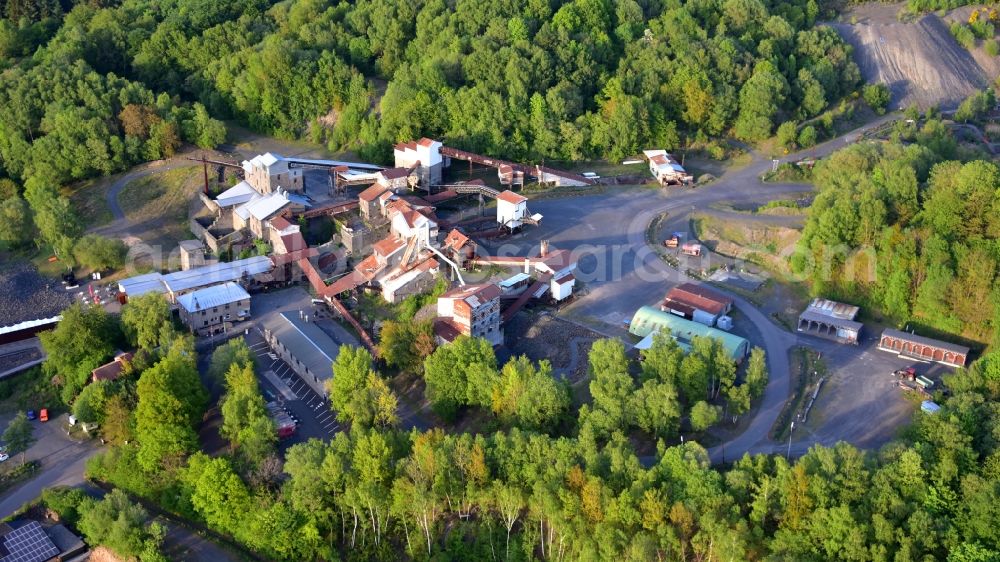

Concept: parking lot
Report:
left=794, top=330, right=953, bottom=449
left=243, top=328, right=339, bottom=445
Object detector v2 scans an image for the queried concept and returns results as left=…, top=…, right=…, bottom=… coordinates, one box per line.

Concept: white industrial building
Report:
left=394, top=138, right=443, bottom=187
left=118, top=256, right=273, bottom=302
left=242, top=152, right=304, bottom=194
left=497, top=190, right=528, bottom=229
left=176, top=281, right=251, bottom=335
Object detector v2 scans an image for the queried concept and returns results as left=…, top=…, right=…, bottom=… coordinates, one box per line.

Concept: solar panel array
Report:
left=1, top=522, right=59, bottom=562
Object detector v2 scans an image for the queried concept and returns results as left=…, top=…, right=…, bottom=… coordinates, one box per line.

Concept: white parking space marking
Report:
left=263, top=371, right=297, bottom=401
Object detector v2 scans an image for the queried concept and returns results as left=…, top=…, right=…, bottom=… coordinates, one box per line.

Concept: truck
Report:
left=664, top=232, right=684, bottom=248
left=915, top=375, right=934, bottom=390
left=892, top=367, right=916, bottom=381
left=266, top=401, right=297, bottom=439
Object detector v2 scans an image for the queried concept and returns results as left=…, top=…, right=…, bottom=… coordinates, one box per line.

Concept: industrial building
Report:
left=394, top=138, right=443, bottom=187
left=118, top=255, right=272, bottom=301
left=662, top=283, right=732, bottom=326
left=232, top=188, right=307, bottom=239
left=263, top=311, right=342, bottom=396
left=435, top=284, right=503, bottom=346
left=879, top=329, right=969, bottom=368
left=178, top=239, right=207, bottom=271
left=176, top=281, right=251, bottom=335
left=797, top=298, right=862, bottom=344
left=242, top=152, right=304, bottom=194
left=497, top=190, right=529, bottom=229
left=629, top=306, right=749, bottom=363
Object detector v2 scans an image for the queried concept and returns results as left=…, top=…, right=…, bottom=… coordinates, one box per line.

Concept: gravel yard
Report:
left=0, top=263, right=73, bottom=328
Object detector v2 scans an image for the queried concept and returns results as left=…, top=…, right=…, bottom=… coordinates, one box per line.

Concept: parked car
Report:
left=0, top=453, right=9, bottom=463
left=39, top=409, right=48, bottom=422
left=26, top=410, right=35, bottom=421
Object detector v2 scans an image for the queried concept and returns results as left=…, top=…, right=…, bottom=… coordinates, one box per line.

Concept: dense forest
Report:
left=62, top=292, right=1000, bottom=561
left=1, top=0, right=859, bottom=166
left=792, top=107, right=1000, bottom=346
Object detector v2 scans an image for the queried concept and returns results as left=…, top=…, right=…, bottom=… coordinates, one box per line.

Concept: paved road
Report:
left=0, top=415, right=100, bottom=518
left=95, top=151, right=207, bottom=239
left=481, top=113, right=900, bottom=463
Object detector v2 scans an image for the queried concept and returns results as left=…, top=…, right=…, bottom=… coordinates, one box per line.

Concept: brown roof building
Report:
left=662, top=283, right=732, bottom=326
left=91, top=352, right=134, bottom=382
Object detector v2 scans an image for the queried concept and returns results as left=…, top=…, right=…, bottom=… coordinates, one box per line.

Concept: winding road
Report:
left=486, top=113, right=899, bottom=463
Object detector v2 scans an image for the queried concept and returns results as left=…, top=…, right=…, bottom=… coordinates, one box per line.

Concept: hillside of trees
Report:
left=42, top=290, right=998, bottom=561
left=792, top=109, right=1000, bottom=346
left=76, top=313, right=1000, bottom=561
left=2, top=0, right=858, bottom=167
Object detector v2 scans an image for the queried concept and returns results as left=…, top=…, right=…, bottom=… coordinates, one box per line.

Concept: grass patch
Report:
left=771, top=347, right=826, bottom=442
left=0, top=367, right=62, bottom=414
left=0, top=461, right=40, bottom=495
left=65, top=178, right=113, bottom=228
left=117, top=166, right=201, bottom=248
left=118, top=166, right=200, bottom=220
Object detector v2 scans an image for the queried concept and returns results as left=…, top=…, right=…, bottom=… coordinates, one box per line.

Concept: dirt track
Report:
left=831, top=4, right=1000, bottom=110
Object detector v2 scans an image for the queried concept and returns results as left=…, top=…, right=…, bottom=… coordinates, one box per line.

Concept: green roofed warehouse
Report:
left=629, top=306, right=749, bottom=363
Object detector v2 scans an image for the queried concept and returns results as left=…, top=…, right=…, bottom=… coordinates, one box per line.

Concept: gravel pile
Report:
left=0, top=348, right=41, bottom=372
left=831, top=13, right=995, bottom=110
left=0, top=263, right=73, bottom=328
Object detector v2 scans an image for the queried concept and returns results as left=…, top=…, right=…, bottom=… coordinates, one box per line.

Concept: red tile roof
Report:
left=394, top=141, right=417, bottom=151
left=269, top=216, right=293, bottom=231
left=440, top=283, right=502, bottom=304
left=373, top=237, right=406, bottom=258
left=539, top=249, right=573, bottom=270
left=417, top=138, right=437, bottom=147
left=443, top=229, right=470, bottom=251
left=665, top=283, right=732, bottom=316
left=497, top=190, right=527, bottom=205
left=433, top=318, right=462, bottom=342
left=91, top=352, right=134, bottom=382
left=379, top=167, right=411, bottom=180
left=270, top=246, right=318, bottom=266
left=279, top=232, right=308, bottom=253
left=355, top=254, right=384, bottom=280
left=359, top=184, right=388, bottom=202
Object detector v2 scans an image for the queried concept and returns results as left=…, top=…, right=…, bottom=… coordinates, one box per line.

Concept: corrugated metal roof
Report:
left=118, top=272, right=168, bottom=296
left=0, top=316, right=61, bottom=336
left=629, top=306, right=748, bottom=361
left=265, top=311, right=342, bottom=381
left=804, top=298, right=860, bottom=320
left=160, top=256, right=272, bottom=294
left=176, top=282, right=250, bottom=313
left=215, top=181, right=257, bottom=207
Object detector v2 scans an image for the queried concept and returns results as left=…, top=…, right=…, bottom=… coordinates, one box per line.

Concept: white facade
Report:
left=394, top=138, right=442, bottom=187
left=550, top=273, right=575, bottom=302
left=242, top=153, right=304, bottom=194
left=497, top=191, right=528, bottom=229
left=390, top=210, right=437, bottom=247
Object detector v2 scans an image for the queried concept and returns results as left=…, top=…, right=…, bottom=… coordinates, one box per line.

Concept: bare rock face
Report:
left=830, top=6, right=1000, bottom=110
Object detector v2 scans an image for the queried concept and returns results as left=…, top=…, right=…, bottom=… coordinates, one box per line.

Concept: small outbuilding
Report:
left=797, top=298, right=862, bottom=344
left=662, top=283, right=732, bottom=327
